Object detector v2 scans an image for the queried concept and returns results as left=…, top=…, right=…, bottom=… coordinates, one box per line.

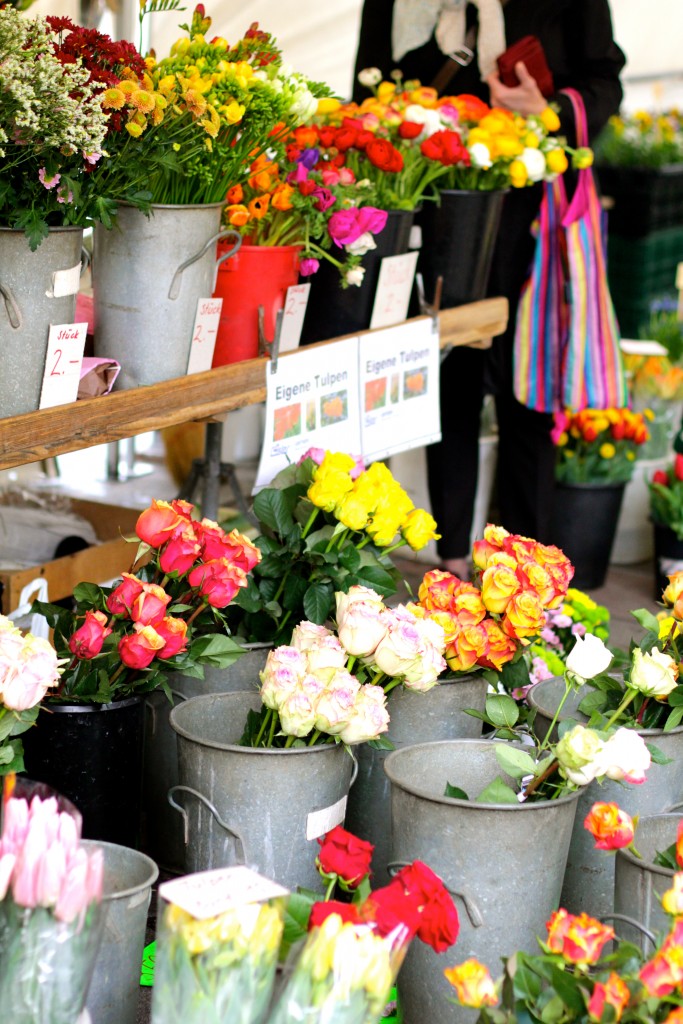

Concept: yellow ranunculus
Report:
left=317, top=97, right=342, bottom=114
left=524, top=131, right=540, bottom=148
left=509, top=159, right=528, bottom=187
left=546, top=148, right=569, bottom=174
left=377, top=81, right=396, bottom=104
left=540, top=106, right=561, bottom=132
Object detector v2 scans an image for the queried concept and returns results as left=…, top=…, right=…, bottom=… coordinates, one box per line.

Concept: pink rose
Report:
left=338, top=684, right=389, bottom=744
left=335, top=587, right=388, bottom=657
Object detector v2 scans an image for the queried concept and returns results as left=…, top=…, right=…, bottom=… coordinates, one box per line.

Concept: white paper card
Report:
left=369, top=251, right=419, bottom=330
left=279, top=284, right=310, bottom=353
left=360, top=319, right=441, bottom=462
left=39, top=323, right=88, bottom=409
left=159, top=866, right=289, bottom=920
left=49, top=263, right=81, bottom=298
left=186, top=297, right=222, bottom=374
left=306, top=795, right=348, bottom=841
left=255, top=337, right=362, bottom=490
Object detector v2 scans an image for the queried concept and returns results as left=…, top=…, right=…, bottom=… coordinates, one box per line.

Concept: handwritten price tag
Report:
left=278, top=283, right=310, bottom=353
left=186, top=297, right=222, bottom=374
left=159, top=866, right=289, bottom=920
left=39, top=322, right=88, bottom=409
left=370, top=251, right=419, bottom=330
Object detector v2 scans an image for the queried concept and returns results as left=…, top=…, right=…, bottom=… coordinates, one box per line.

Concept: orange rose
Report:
left=546, top=909, right=614, bottom=965
left=444, top=959, right=498, bottom=1008
left=663, top=571, right=683, bottom=608
left=640, top=944, right=683, bottom=997
left=502, top=590, right=545, bottom=640
left=472, top=524, right=510, bottom=570
left=662, top=873, right=683, bottom=917
left=452, top=591, right=487, bottom=627
left=583, top=802, right=635, bottom=851
left=588, top=972, right=630, bottom=1022
left=418, top=569, right=461, bottom=610
left=477, top=618, right=518, bottom=670
left=481, top=561, right=521, bottom=615
left=445, top=623, right=488, bottom=672
left=516, top=559, right=555, bottom=606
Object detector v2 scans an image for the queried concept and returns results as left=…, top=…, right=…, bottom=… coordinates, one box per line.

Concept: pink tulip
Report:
left=54, top=847, right=90, bottom=923
left=0, top=852, right=16, bottom=899
left=35, top=841, right=67, bottom=907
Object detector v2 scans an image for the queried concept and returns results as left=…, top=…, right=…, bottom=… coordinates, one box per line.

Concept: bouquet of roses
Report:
left=0, top=776, right=104, bottom=1024
left=223, top=139, right=388, bottom=287
left=445, top=868, right=683, bottom=1023
left=273, top=825, right=459, bottom=1024
left=242, top=584, right=447, bottom=749
left=553, top=407, right=651, bottom=485
left=0, top=616, right=63, bottom=774
left=308, top=72, right=591, bottom=206
left=35, top=498, right=260, bottom=703
left=226, top=449, right=439, bottom=645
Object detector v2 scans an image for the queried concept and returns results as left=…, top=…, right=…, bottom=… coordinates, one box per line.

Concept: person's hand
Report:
left=485, top=61, right=547, bottom=116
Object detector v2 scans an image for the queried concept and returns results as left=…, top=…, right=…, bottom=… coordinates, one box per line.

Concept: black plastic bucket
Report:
left=417, top=188, right=507, bottom=308
left=21, top=696, right=144, bottom=848
left=550, top=482, right=626, bottom=590
left=300, top=208, right=415, bottom=343
left=653, top=522, right=683, bottom=600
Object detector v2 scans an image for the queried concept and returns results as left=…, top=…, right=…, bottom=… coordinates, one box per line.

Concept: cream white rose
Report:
left=338, top=684, right=389, bottom=744
left=565, top=634, right=613, bottom=682
left=555, top=724, right=605, bottom=787
left=629, top=647, right=678, bottom=699
left=336, top=588, right=388, bottom=657
left=601, top=727, right=651, bottom=785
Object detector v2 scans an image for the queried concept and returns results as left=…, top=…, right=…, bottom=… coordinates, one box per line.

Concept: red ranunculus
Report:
left=130, top=582, right=171, bottom=626
left=399, top=121, right=422, bottom=139
left=118, top=623, right=165, bottom=669
left=317, top=127, right=337, bottom=148
left=308, top=900, right=361, bottom=930
left=298, top=179, right=317, bottom=197
left=334, top=127, right=358, bottom=151
left=366, top=138, right=403, bottom=173
left=355, top=129, right=374, bottom=150
left=187, top=558, right=247, bottom=608
left=159, top=524, right=201, bottom=575
left=68, top=610, right=112, bottom=660
left=155, top=616, right=189, bottom=659
left=136, top=499, right=184, bottom=548
left=317, top=826, right=374, bottom=887
left=106, top=572, right=144, bottom=617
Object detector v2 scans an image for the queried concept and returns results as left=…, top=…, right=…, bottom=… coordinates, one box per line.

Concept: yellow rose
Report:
left=502, top=590, right=545, bottom=640
left=308, top=468, right=354, bottom=512
left=319, top=451, right=357, bottom=475
left=366, top=513, right=402, bottom=547
left=446, top=623, right=488, bottom=672
left=401, top=508, right=440, bottom=551
left=334, top=492, right=370, bottom=531
left=481, top=563, right=521, bottom=615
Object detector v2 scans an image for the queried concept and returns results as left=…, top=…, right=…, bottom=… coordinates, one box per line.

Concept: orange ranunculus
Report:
left=501, top=589, right=545, bottom=640
left=583, top=802, right=635, bottom=851
left=271, top=184, right=294, bottom=211
left=226, top=183, right=243, bottom=204
left=226, top=203, right=249, bottom=227
left=249, top=170, right=272, bottom=191
left=481, top=562, right=521, bottom=615
left=410, top=86, right=438, bottom=108
left=448, top=93, right=490, bottom=123
left=444, top=959, right=498, bottom=1008
left=294, top=125, right=318, bottom=148
left=546, top=909, right=614, bottom=965
left=587, top=972, right=630, bottom=1022
left=445, top=623, right=489, bottom=673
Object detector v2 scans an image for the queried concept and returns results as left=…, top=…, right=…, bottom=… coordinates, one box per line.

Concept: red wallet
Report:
left=496, top=35, right=555, bottom=98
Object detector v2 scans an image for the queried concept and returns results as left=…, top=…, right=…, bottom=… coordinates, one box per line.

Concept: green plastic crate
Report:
left=607, top=226, right=683, bottom=337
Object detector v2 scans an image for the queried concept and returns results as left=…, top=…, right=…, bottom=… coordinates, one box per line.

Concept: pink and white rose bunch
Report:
left=0, top=616, right=61, bottom=713
left=554, top=724, right=651, bottom=788
left=0, top=789, right=102, bottom=924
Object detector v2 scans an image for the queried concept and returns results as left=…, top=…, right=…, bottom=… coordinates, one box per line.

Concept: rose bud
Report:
left=130, top=583, right=171, bottom=627
left=68, top=610, right=112, bottom=660
left=135, top=499, right=184, bottom=548
left=106, top=573, right=144, bottom=617
left=187, top=558, right=247, bottom=608
left=158, top=523, right=201, bottom=575
left=155, top=616, right=188, bottom=659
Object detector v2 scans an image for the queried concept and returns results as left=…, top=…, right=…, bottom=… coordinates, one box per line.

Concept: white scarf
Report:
left=392, top=0, right=507, bottom=79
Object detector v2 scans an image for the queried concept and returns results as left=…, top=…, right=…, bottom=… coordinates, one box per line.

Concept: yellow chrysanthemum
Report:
left=184, top=88, right=208, bottom=117
left=130, top=89, right=155, bottom=114
left=102, top=88, right=125, bottom=110
left=125, top=121, right=144, bottom=138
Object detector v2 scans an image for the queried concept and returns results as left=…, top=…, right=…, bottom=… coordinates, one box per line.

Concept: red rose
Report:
left=106, top=572, right=144, bottom=617
left=317, top=826, right=374, bottom=887
left=364, top=880, right=421, bottom=941
left=308, top=900, right=361, bottom=930
left=187, top=558, right=247, bottom=608
left=399, top=121, right=422, bottom=139
left=392, top=860, right=460, bottom=953
left=118, top=623, right=165, bottom=669
left=68, top=610, right=112, bottom=660
left=155, top=616, right=189, bottom=659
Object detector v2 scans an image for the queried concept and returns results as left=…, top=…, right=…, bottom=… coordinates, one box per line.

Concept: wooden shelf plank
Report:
left=0, top=298, right=507, bottom=471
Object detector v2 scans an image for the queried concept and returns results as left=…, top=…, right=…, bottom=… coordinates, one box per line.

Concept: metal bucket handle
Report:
left=144, top=688, right=187, bottom=736
left=348, top=747, right=359, bottom=788
left=0, top=281, right=22, bottom=329
left=601, top=913, right=657, bottom=950
left=168, top=229, right=242, bottom=300
left=666, top=801, right=683, bottom=812
left=167, top=784, right=248, bottom=864
left=387, top=860, right=484, bottom=928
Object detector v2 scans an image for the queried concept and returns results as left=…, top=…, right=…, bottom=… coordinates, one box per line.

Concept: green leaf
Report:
left=368, top=736, right=395, bottom=750
left=475, top=776, right=519, bottom=804
left=494, top=745, right=538, bottom=780
left=630, top=608, right=661, bottom=633
left=549, top=964, right=585, bottom=1013
left=0, top=741, right=24, bottom=776
left=485, top=694, right=519, bottom=729
left=444, top=782, right=469, bottom=800
left=74, top=581, right=106, bottom=607
left=282, top=575, right=309, bottom=613
left=304, top=526, right=336, bottom=552
left=540, top=994, right=565, bottom=1024
left=511, top=959, right=543, bottom=1002
left=189, top=634, right=246, bottom=667
left=355, top=563, right=397, bottom=596
left=654, top=841, right=678, bottom=870
left=303, top=582, right=335, bottom=624
left=499, top=658, right=531, bottom=693
left=664, top=706, right=683, bottom=732
left=281, top=891, right=315, bottom=954
left=338, top=546, right=361, bottom=572
left=253, top=488, right=295, bottom=537
left=646, top=741, right=673, bottom=765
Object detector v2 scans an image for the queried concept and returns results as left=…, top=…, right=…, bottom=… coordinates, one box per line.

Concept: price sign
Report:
left=39, top=322, right=88, bottom=409
left=186, top=297, right=222, bottom=374
left=369, top=251, right=419, bottom=330
left=159, top=866, right=289, bottom=920
left=278, top=283, right=310, bottom=353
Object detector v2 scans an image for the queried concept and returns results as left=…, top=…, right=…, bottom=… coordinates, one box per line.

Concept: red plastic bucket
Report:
left=212, top=243, right=301, bottom=366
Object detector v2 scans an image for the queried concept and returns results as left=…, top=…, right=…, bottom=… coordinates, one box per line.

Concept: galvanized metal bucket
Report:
left=143, top=643, right=271, bottom=870
left=0, top=226, right=85, bottom=417
left=528, top=678, right=683, bottom=920
left=82, top=839, right=158, bottom=1024
left=385, top=739, right=580, bottom=1024
left=614, top=812, right=683, bottom=949
left=168, top=692, right=358, bottom=890
left=345, top=675, right=487, bottom=884
left=92, top=204, right=240, bottom=389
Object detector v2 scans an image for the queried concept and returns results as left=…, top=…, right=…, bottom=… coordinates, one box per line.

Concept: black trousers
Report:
left=426, top=186, right=556, bottom=558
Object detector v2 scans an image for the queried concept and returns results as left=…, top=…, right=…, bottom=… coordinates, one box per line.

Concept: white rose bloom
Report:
left=555, top=725, right=605, bottom=787
left=358, top=67, right=382, bottom=87
left=278, top=691, right=316, bottom=738
left=629, top=647, right=678, bottom=699
left=565, top=633, right=613, bottom=682
left=469, top=142, right=492, bottom=169
left=338, top=685, right=390, bottom=744
left=601, top=727, right=651, bottom=785
left=345, top=266, right=365, bottom=287
left=520, top=146, right=547, bottom=182
left=346, top=232, right=377, bottom=256
left=290, top=621, right=333, bottom=651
